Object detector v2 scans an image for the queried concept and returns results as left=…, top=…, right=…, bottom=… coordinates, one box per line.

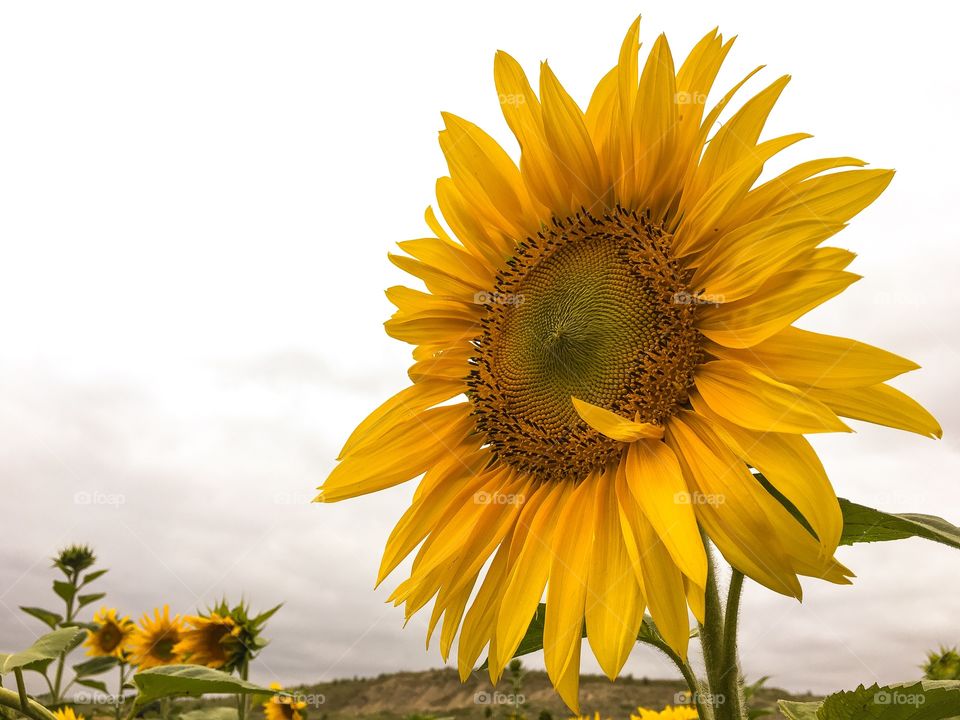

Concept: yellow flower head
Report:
left=632, top=707, right=698, bottom=720
left=172, top=612, right=242, bottom=668
left=128, top=605, right=184, bottom=669
left=317, top=16, right=941, bottom=713
left=54, top=708, right=85, bottom=720
left=84, top=607, right=134, bottom=658
left=263, top=683, right=307, bottom=720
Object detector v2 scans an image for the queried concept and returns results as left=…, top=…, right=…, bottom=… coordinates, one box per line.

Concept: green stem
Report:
left=12, top=671, right=29, bottom=713
left=115, top=662, right=128, bottom=720
left=698, top=534, right=725, bottom=708
left=717, top=570, right=746, bottom=720
left=52, top=570, right=79, bottom=703
left=639, top=638, right=711, bottom=720
left=0, top=688, right=58, bottom=720
left=236, top=659, right=249, bottom=720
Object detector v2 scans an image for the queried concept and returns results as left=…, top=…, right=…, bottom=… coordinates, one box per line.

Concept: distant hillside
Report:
left=285, top=668, right=818, bottom=720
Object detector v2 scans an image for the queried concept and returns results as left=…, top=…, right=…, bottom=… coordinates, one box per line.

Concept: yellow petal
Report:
left=540, top=62, right=606, bottom=209
left=338, top=379, right=464, bottom=458
left=695, top=360, right=849, bottom=434
left=586, top=470, right=644, bottom=680
left=318, top=404, right=474, bottom=502
left=629, top=491, right=690, bottom=658
left=571, top=397, right=664, bottom=441
left=544, top=474, right=597, bottom=709
left=622, top=440, right=707, bottom=588
left=689, top=391, right=841, bottom=553
left=809, top=383, right=942, bottom=439
left=457, top=533, right=512, bottom=680
left=772, top=168, right=894, bottom=222
left=704, top=325, right=920, bottom=389
left=672, top=133, right=810, bottom=257
left=631, top=34, right=678, bottom=213
left=665, top=411, right=802, bottom=598
left=492, top=482, right=569, bottom=681
left=690, top=212, right=845, bottom=303
left=697, top=269, right=860, bottom=348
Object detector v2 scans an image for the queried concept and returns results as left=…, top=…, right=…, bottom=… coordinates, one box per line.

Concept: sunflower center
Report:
left=469, top=207, right=702, bottom=481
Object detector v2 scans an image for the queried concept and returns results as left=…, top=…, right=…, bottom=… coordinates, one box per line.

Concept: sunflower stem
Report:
left=638, top=637, right=711, bottom=720
left=0, top=688, right=59, bottom=720
left=698, top=535, right=725, bottom=710
left=718, top=570, right=747, bottom=720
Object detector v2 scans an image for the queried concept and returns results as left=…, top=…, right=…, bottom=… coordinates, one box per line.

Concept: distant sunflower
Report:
left=263, top=683, right=307, bottom=720
left=633, top=707, right=698, bottom=720
left=172, top=613, right=242, bottom=668
left=84, top=607, right=134, bottom=658
left=317, top=17, right=940, bottom=711
left=54, top=708, right=85, bottom=720
left=128, top=605, right=184, bottom=669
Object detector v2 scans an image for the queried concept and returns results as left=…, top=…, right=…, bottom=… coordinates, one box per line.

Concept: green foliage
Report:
left=131, top=666, right=278, bottom=712
left=779, top=680, right=960, bottom=719
left=743, top=676, right=774, bottom=719
left=838, top=500, right=960, bottom=550
left=0, top=627, right=85, bottom=675
left=53, top=545, right=97, bottom=575
left=179, top=709, right=240, bottom=720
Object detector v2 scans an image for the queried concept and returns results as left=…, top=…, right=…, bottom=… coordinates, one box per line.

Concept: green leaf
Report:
left=778, top=700, right=818, bottom=720
left=80, top=569, right=109, bottom=587
left=76, top=593, right=106, bottom=610
left=0, top=626, right=85, bottom=675
left=131, top=664, right=278, bottom=711
left=840, top=499, right=960, bottom=550
left=75, top=678, right=109, bottom=693
left=73, top=655, right=118, bottom=677
left=53, top=580, right=76, bottom=604
left=779, top=680, right=960, bottom=720
left=19, top=606, right=63, bottom=630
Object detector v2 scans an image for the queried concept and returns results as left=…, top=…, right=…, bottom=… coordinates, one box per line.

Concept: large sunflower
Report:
left=128, top=605, right=184, bottom=669
left=317, top=18, right=940, bottom=711
left=84, top=607, right=134, bottom=659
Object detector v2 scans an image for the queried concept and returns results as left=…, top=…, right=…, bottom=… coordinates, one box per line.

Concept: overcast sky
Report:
left=1, top=0, right=958, bottom=701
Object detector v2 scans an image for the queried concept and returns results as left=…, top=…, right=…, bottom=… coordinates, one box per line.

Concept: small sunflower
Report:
left=54, top=708, right=85, bottom=720
left=263, top=683, right=307, bottom=720
left=128, top=605, right=184, bottom=669
left=84, top=607, right=134, bottom=658
left=172, top=612, right=242, bottom=668
left=317, top=17, right=940, bottom=711
left=632, top=707, right=698, bottom=720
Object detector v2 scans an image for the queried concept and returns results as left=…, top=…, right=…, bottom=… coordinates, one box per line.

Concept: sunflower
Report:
left=172, top=612, right=242, bottom=668
left=127, top=605, right=184, bottom=669
left=54, top=709, right=85, bottom=720
left=263, top=683, right=307, bottom=720
left=633, top=707, right=698, bottom=720
left=84, top=607, right=134, bottom=658
left=317, top=17, right=940, bottom=711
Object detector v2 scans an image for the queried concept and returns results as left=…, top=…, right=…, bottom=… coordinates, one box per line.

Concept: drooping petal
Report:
left=572, top=397, right=664, bottom=441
